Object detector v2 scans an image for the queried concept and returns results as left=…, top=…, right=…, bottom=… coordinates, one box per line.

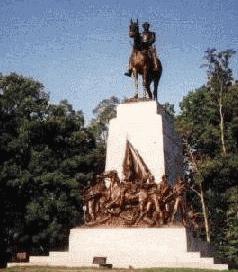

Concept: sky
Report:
left=1, top=0, right=238, bottom=121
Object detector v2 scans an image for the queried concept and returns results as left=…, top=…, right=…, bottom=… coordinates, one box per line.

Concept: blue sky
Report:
left=1, top=0, right=238, bottom=121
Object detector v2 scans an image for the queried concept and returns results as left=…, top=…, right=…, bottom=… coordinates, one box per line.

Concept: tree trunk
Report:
left=218, top=84, right=227, bottom=156
left=186, top=141, right=211, bottom=243
left=199, top=182, right=211, bottom=242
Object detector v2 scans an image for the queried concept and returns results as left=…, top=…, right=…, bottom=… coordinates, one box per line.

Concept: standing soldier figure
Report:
left=170, top=177, right=187, bottom=224
left=157, top=175, right=172, bottom=224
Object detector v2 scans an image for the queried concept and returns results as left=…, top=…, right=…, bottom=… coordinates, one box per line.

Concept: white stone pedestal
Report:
left=105, top=101, right=183, bottom=183
left=8, top=227, right=228, bottom=270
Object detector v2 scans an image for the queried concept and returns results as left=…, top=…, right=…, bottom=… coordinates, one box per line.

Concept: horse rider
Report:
left=141, top=21, right=158, bottom=72
left=124, top=21, right=158, bottom=77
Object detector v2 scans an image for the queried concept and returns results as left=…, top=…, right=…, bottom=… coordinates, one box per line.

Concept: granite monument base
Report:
left=8, top=227, right=228, bottom=270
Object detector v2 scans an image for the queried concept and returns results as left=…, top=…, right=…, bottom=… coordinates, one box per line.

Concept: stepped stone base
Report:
left=8, top=227, right=228, bottom=270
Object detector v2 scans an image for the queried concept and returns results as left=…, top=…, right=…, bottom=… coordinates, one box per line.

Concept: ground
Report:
left=1, top=267, right=237, bottom=272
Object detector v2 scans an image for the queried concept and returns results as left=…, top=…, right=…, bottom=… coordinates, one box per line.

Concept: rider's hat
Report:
left=142, top=22, right=150, bottom=29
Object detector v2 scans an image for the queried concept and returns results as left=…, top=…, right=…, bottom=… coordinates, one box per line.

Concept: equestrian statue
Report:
left=125, top=19, right=162, bottom=101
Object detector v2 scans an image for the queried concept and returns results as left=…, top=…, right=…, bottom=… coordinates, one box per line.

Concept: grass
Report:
left=1, top=266, right=238, bottom=272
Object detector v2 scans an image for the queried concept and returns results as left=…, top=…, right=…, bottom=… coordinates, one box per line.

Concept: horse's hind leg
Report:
left=153, top=59, right=162, bottom=101
left=153, top=78, right=159, bottom=101
left=143, top=70, right=152, bottom=99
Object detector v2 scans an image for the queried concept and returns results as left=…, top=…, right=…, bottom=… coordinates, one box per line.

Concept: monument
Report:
left=8, top=20, right=228, bottom=269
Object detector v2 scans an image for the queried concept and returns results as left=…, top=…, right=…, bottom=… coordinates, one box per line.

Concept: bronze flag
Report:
left=123, top=140, right=151, bottom=182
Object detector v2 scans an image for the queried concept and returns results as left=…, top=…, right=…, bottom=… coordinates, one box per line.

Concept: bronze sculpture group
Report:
left=83, top=141, right=201, bottom=229
left=83, top=170, right=201, bottom=229
left=125, top=19, right=162, bottom=101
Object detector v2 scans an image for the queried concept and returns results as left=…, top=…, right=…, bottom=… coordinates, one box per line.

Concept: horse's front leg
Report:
left=142, top=70, right=147, bottom=98
left=133, top=70, right=138, bottom=99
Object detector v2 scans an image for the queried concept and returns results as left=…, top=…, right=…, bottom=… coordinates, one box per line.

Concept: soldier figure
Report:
left=170, top=176, right=187, bottom=224
left=125, top=21, right=159, bottom=77
left=141, top=22, right=158, bottom=71
left=158, top=175, right=171, bottom=197
left=157, top=175, right=172, bottom=224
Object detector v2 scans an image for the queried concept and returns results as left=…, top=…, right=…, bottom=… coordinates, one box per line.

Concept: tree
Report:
left=87, top=96, right=120, bottom=178
left=176, top=90, right=212, bottom=242
left=176, top=49, right=238, bottom=265
left=23, top=100, right=96, bottom=254
left=89, top=96, right=120, bottom=144
left=0, top=73, right=49, bottom=265
left=163, top=102, right=175, bottom=117
left=203, top=49, right=236, bottom=155
left=0, top=73, right=103, bottom=265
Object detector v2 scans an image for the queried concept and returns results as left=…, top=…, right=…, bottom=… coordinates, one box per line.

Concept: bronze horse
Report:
left=129, top=20, right=162, bottom=100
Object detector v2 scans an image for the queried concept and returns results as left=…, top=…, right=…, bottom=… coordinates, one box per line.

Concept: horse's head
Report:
left=129, top=18, right=139, bottom=38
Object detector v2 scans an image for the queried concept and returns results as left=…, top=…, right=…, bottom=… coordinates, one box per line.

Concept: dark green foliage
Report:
left=87, top=96, right=120, bottom=181
left=89, top=96, right=119, bottom=144
left=163, top=102, right=175, bottom=117
left=224, top=186, right=238, bottom=265
left=176, top=49, right=238, bottom=266
left=0, top=74, right=103, bottom=265
left=177, top=86, right=220, bottom=156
